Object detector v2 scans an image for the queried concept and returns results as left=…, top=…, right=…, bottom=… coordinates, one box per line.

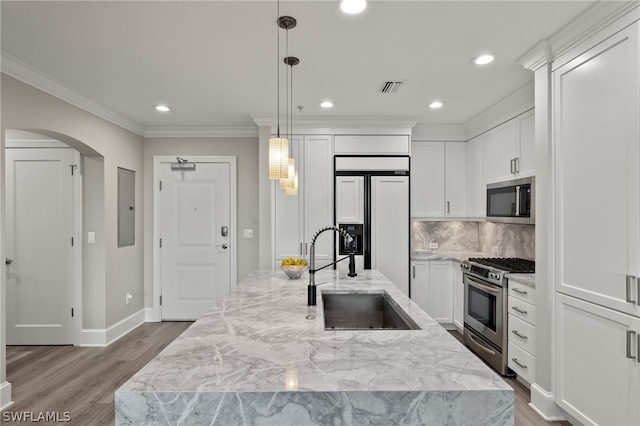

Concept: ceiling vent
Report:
left=378, top=81, right=404, bottom=94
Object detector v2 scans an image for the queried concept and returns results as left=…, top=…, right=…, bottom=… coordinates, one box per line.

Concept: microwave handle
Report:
left=515, top=185, right=521, bottom=217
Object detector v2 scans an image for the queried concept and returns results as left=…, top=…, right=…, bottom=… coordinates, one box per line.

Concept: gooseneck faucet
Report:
left=308, top=226, right=356, bottom=306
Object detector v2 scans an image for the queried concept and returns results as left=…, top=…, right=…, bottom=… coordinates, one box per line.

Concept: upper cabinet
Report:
left=334, top=135, right=410, bottom=155
left=411, top=141, right=467, bottom=219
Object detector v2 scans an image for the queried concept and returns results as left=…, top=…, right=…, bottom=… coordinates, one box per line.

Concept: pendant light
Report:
left=268, top=8, right=291, bottom=180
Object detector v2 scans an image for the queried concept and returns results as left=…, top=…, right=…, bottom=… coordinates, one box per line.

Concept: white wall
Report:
left=0, top=74, right=145, bottom=334
left=143, top=137, right=259, bottom=308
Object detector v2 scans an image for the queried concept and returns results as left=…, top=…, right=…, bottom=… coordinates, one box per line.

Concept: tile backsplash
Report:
left=412, top=221, right=535, bottom=260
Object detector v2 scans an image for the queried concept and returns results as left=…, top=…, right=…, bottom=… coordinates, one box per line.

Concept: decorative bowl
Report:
left=281, top=265, right=308, bottom=280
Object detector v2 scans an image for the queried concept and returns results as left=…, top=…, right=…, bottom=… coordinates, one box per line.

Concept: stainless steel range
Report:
left=461, top=257, right=535, bottom=375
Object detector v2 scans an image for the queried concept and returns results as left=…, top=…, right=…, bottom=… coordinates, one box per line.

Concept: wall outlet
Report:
left=428, top=242, right=438, bottom=250
left=87, top=231, right=96, bottom=244
left=125, top=293, right=133, bottom=305
left=493, top=245, right=500, bottom=256
left=243, top=229, right=254, bottom=239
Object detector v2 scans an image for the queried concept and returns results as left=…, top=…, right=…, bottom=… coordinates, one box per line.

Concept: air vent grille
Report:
left=378, top=81, right=404, bottom=94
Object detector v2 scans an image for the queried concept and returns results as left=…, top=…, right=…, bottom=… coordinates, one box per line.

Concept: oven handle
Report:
left=466, top=276, right=501, bottom=295
left=468, top=333, right=497, bottom=356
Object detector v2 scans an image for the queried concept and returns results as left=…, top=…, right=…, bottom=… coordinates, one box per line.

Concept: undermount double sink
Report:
left=321, top=291, right=420, bottom=331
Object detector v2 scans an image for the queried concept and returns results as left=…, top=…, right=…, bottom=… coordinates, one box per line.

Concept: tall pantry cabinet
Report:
left=553, top=20, right=640, bottom=426
left=273, top=135, right=333, bottom=269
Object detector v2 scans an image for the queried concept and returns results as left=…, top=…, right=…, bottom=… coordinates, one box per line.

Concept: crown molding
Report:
left=144, top=127, right=258, bottom=138
left=1, top=52, right=146, bottom=136
left=251, top=114, right=418, bottom=135
left=518, top=0, right=640, bottom=71
left=410, top=124, right=467, bottom=142
left=463, top=82, right=534, bottom=140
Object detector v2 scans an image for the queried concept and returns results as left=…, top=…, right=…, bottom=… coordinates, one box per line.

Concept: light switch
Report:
left=88, top=232, right=96, bottom=244
left=243, top=229, right=254, bottom=239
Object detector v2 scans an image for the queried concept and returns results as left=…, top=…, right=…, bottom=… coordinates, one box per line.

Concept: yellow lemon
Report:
left=282, top=258, right=295, bottom=266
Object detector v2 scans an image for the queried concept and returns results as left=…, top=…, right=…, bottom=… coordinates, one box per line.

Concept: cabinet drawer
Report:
left=508, top=314, right=536, bottom=355
left=508, top=341, right=535, bottom=384
left=508, top=281, right=536, bottom=305
left=508, top=296, right=536, bottom=325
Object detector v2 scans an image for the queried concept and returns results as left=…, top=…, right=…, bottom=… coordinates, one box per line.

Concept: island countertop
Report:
left=116, top=270, right=513, bottom=425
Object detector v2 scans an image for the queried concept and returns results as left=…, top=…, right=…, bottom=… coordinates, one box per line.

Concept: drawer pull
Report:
left=511, top=358, right=528, bottom=369
left=512, top=287, right=528, bottom=295
left=512, top=306, right=528, bottom=315
left=627, top=330, right=636, bottom=359
left=512, top=330, right=528, bottom=340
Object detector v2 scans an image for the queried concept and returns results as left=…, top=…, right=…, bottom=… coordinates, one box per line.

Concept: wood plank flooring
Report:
left=2, top=322, right=192, bottom=426
left=2, top=323, right=570, bottom=425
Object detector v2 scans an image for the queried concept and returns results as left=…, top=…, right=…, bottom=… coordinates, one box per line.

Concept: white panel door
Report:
left=6, top=148, right=75, bottom=345
left=453, top=261, right=464, bottom=331
left=445, top=142, right=467, bottom=217
left=371, top=176, right=409, bottom=295
left=554, top=25, right=640, bottom=316
left=410, top=142, right=445, bottom=217
left=160, top=161, right=231, bottom=320
left=517, top=110, right=536, bottom=177
left=466, top=137, right=481, bottom=218
left=556, top=293, right=640, bottom=426
left=335, top=176, right=364, bottom=224
left=479, top=132, right=496, bottom=215
left=410, top=261, right=429, bottom=311
left=429, top=260, right=453, bottom=323
left=495, top=121, right=518, bottom=182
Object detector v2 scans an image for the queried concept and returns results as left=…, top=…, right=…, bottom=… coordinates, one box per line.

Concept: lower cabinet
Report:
left=556, top=293, right=640, bottom=426
left=507, top=278, right=536, bottom=385
left=411, top=260, right=454, bottom=327
left=453, top=261, right=464, bottom=331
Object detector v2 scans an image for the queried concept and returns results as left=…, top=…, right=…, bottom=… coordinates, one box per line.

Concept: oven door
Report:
left=464, top=273, right=505, bottom=349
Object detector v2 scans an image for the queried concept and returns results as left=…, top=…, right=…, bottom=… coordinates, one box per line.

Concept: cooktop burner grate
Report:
left=467, top=257, right=535, bottom=273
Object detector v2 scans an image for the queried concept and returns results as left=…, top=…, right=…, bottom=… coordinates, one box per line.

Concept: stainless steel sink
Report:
left=322, top=291, right=420, bottom=330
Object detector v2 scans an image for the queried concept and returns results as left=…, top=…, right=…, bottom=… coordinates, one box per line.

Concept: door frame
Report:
left=152, top=156, right=237, bottom=322
left=4, top=143, right=82, bottom=345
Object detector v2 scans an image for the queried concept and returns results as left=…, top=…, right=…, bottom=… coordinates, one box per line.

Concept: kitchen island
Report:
left=116, top=270, right=513, bottom=425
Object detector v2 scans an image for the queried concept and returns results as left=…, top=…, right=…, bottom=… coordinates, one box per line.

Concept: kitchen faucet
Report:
left=308, top=225, right=357, bottom=306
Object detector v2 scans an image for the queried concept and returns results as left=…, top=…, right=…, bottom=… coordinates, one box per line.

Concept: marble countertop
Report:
left=505, top=273, right=536, bottom=286
left=116, top=270, right=513, bottom=425
left=410, top=250, right=488, bottom=262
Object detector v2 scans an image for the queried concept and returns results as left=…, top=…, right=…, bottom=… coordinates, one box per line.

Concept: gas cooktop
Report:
left=467, top=257, right=535, bottom=273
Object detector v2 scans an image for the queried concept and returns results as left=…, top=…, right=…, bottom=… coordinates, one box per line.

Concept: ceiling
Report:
left=1, top=1, right=595, bottom=136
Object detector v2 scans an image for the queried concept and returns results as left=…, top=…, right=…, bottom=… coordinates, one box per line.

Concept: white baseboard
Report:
left=80, top=309, right=145, bottom=347
left=0, top=381, right=13, bottom=411
left=530, top=383, right=566, bottom=422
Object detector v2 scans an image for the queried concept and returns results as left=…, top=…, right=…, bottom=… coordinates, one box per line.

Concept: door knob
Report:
left=5, top=258, right=13, bottom=265
left=221, top=244, right=228, bottom=249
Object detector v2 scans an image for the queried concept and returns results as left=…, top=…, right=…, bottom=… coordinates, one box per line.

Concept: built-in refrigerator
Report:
left=334, top=156, right=410, bottom=296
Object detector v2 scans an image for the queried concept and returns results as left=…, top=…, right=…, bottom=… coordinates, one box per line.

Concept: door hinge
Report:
left=160, top=295, right=163, bottom=306
left=70, top=165, right=78, bottom=175
left=159, top=238, right=162, bottom=248
left=71, top=308, right=74, bottom=317
left=159, top=180, right=162, bottom=191
left=71, top=237, right=74, bottom=246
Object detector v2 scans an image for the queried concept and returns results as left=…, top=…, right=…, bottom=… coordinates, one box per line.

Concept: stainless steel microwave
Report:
left=486, top=176, right=535, bottom=224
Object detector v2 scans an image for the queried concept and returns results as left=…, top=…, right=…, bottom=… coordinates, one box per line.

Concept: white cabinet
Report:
left=452, top=261, right=464, bottom=331
left=494, top=110, right=535, bottom=182
left=495, top=120, right=518, bottom=182
left=335, top=176, right=364, bottom=224
left=556, top=293, right=640, bottom=426
left=411, top=260, right=454, bottom=327
left=410, top=141, right=467, bottom=218
left=508, top=279, right=536, bottom=384
left=554, top=23, right=640, bottom=318
left=466, top=137, right=481, bottom=218
left=552, top=22, right=640, bottom=426
left=274, top=135, right=333, bottom=268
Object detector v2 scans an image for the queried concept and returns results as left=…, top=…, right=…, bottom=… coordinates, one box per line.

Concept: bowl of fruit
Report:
left=281, top=258, right=309, bottom=279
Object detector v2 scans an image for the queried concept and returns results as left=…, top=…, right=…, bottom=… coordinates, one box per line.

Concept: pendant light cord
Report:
left=276, top=0, right=281, bottom=138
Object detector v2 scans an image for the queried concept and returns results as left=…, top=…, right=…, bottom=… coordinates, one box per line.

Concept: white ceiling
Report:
left=1, top=1, right=595, bottom=135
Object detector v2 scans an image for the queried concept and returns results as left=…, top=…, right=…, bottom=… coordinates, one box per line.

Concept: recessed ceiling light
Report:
left=340, top=0, right=366, bottom=14
left=429, top=101, right=444, bottom=109
left=153, top=104, right=172, bottom=112
left=472, top=54, right=495, bottom=65
left=319, top=101, right=334, bottom=108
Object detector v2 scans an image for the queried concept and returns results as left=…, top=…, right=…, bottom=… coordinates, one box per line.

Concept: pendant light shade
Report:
left=269, top=137, right=289, bottom=180
left=285, top=170, right=298, bottom=196
left=280, top=158, right=295, bottom=189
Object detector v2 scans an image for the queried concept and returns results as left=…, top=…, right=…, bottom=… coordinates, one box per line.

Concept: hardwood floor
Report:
left=2, top=322, right=192, bottom=426
left=2, top=323, right=569, bottom=425
left=448, top=330, right=572, bottom=426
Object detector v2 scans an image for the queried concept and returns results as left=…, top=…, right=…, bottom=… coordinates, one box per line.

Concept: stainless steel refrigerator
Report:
left=334, top=156, right=410, bottom=296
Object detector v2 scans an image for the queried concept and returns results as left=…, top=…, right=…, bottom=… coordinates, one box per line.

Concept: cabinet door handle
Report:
left=446, top=201, right=450, bottom=214
left=512, top=287, right=528, bottom=295
left=512, top=330, right=528, bottom=340
left=626, top=330, right=636, bottom=359
left=511, top=358, right=528, bottom=369
left=412, top=266, right=416, bottom=279
left=512, top=306, right=528, bottom=315
left=510, top=158, right=515, bottom=174
left=626, top=275, right=637, bottom=303
left=305, top=243, right=308, bottom=256
left=515, top=157, right=520, bottom=173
